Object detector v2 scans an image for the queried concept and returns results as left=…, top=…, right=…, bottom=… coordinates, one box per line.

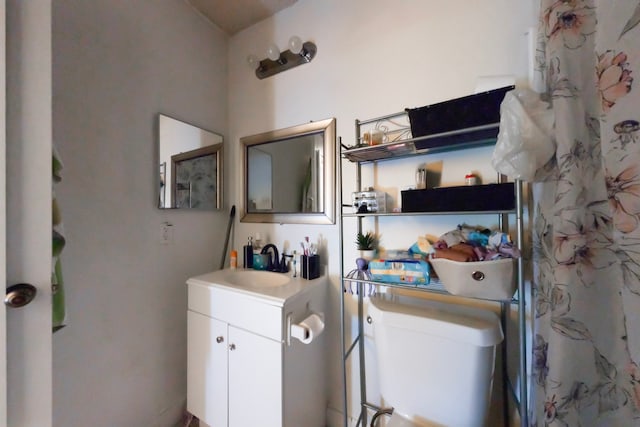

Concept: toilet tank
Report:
left=368, top=294, right=503, bottom=427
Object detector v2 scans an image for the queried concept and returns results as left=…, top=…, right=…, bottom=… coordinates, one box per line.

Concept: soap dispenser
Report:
left=243, top=237, right=254, bottom=269
left=253, top=232, right=263, bottom=253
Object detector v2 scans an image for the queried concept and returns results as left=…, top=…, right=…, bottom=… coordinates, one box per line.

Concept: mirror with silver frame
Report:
left=241, top=118, right=336, bottom=224
left=158, top=114, right=223, bottom=210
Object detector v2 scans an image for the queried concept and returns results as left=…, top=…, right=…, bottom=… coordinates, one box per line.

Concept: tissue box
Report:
left=369, top=259, right=430, bottom=285
left=429, top=257, right=516, bottom=300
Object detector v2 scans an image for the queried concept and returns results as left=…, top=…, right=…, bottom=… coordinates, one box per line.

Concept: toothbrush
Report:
left=302, top=236, right=311, bottom=256
left=292, top=250, right=298, bottom=277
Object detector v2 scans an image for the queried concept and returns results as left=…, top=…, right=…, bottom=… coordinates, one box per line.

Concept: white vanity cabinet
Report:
left=187, top=312, right=229, bottom=426
left=187, top=311, right=282, bottom=427
left=228, top=325, right=282, bottom=426
left=186, top=270, right=327, bottom=427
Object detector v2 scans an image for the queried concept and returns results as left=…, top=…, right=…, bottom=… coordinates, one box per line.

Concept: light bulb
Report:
left=267, top=44, right=281, bottom=61
left=246, top=54, right=259, bottom=70
left=288, top=36, right=303, bottom=54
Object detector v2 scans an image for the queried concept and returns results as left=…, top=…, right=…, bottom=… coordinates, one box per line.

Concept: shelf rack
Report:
left=342, top=123, right=500, bottom=163
left=338, top=110, right=528, bottom=427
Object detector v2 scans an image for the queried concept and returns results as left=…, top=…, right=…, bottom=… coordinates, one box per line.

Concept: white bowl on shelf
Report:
left=429, top=257, right=517, bottom=300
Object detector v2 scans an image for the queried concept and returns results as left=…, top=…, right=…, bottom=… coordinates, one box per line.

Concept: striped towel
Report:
left=52, top=146, right=66, bottom=332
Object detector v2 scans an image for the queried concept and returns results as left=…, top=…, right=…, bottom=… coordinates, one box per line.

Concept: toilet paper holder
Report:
left=286, top=311, right=325, bottom=346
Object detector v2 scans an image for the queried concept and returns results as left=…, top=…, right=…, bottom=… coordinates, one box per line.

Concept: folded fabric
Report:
left=449, top=243, right=477, bottom=259
left=467, top=231, right=489, bottom=247
left=498, top=242, right=521, bottom=258
left=438, top=224, right=491, bottom=248
left=433, top=247, right=475, bottom=262
left=473, top=246, right=489, bottom=261
left=438, top=228, right=466, bottom=247
left=488, top=231, right=511, bottom=248
left=434, top=224, right=520, bottom=263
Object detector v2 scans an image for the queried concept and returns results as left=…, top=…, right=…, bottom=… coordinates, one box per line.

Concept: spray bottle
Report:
left=230, top=250, right=238, bottom=269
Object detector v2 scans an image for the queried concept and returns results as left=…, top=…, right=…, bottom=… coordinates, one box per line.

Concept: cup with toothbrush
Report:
left=300, top=237, right=320, bottom=279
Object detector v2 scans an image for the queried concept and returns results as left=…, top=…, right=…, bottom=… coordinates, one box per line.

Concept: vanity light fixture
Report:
left=247, top=36, right=317, bottom=79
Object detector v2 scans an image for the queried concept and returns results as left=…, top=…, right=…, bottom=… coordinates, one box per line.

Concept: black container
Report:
left=405, top=85, right=513, bottom=150
left=243, top=244, right=253, bottom=269
left=301, top=255, right=320, bottom=280
left=401, top=183, right=515, bottom=213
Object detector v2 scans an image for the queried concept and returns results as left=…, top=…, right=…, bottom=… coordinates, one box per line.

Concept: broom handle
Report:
left=219, top=205, right=236, bottom=269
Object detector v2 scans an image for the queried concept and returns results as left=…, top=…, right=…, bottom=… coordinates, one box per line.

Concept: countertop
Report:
left=186, top=268, right=326, bottom=306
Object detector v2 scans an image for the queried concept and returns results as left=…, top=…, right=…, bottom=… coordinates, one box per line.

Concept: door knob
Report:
left=5, top=283, right=37, bottom=308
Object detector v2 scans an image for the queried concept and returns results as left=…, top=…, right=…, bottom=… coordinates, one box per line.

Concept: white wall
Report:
left=49, top=1, right=537, bottom=425
left=228, top=1, right=536, bottom=425
left=51, top=1, right=228, bottom=426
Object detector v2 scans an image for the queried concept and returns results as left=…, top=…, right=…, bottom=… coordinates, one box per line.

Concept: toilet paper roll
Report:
left=290, top=313, right=324, bottom=344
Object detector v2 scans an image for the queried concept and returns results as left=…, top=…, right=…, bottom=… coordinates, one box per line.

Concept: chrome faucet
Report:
left=260, top=244, right=280, bottom=272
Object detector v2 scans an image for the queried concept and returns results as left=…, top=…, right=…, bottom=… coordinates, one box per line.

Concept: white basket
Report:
left=429, top=257, right=517, bottom=300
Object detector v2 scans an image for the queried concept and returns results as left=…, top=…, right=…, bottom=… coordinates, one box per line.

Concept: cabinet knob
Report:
left=229, top=343, right=236, bottom=351
left=216, top=336, right=224, bottom=343
left=471, top=271, right=485, bottom=281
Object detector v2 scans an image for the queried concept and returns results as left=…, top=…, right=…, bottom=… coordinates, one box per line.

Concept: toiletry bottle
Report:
left=254, top=232, right=262, bottom=252
left=230, top=250, right=237, bottom=269
left=252, top=233, right=263, bottom=268
left=243, top=237, right=254, bottom=269
left=465, top=172, right=478, bottom=185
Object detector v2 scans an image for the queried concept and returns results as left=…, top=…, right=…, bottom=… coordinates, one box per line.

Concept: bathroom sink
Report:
left=222, top=270, right=290, bottom=288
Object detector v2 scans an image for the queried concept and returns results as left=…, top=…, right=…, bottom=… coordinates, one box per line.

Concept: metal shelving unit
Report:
left=338, top=111, right=528, bottom=427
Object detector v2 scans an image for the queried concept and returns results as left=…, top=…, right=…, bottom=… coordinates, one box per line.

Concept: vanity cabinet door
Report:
left=187, top=311, right=228, bottom=427
left=228, top=325, right=282, bottom=427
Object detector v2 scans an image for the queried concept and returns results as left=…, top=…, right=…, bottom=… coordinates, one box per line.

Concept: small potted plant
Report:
left=356, top=231, right=377, bottom=261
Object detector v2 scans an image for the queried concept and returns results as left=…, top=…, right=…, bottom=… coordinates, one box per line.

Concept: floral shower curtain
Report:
left=531, top=1, right=640, bottom=425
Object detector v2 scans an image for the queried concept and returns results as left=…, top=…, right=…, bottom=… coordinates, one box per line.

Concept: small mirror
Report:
left=158, top=114, right=223, bottom=209
left=241, top=118, right=336, bottom=224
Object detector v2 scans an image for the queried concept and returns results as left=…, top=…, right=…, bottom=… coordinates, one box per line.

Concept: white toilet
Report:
left=368, top=293, right=504, bottom=427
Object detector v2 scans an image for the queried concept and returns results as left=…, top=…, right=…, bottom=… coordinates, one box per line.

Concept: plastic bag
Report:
left=491, top=87, right=555, bottom=182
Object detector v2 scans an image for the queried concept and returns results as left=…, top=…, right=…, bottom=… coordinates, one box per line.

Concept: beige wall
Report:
left=52, top=1, right=228, bottom=425
left=51, top=0, right=537, bottom=425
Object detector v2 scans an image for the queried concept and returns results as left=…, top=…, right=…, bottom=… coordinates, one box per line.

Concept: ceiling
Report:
left=186, top=0, right=298, bottom=35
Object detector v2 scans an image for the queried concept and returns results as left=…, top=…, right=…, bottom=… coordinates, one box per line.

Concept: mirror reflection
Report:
left=158, top=114, right=223, bottom=209
left=241, top=118, right=336, bottom=224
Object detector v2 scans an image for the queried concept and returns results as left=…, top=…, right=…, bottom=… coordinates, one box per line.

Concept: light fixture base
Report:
left=255, top=41, right=317, bottom=79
